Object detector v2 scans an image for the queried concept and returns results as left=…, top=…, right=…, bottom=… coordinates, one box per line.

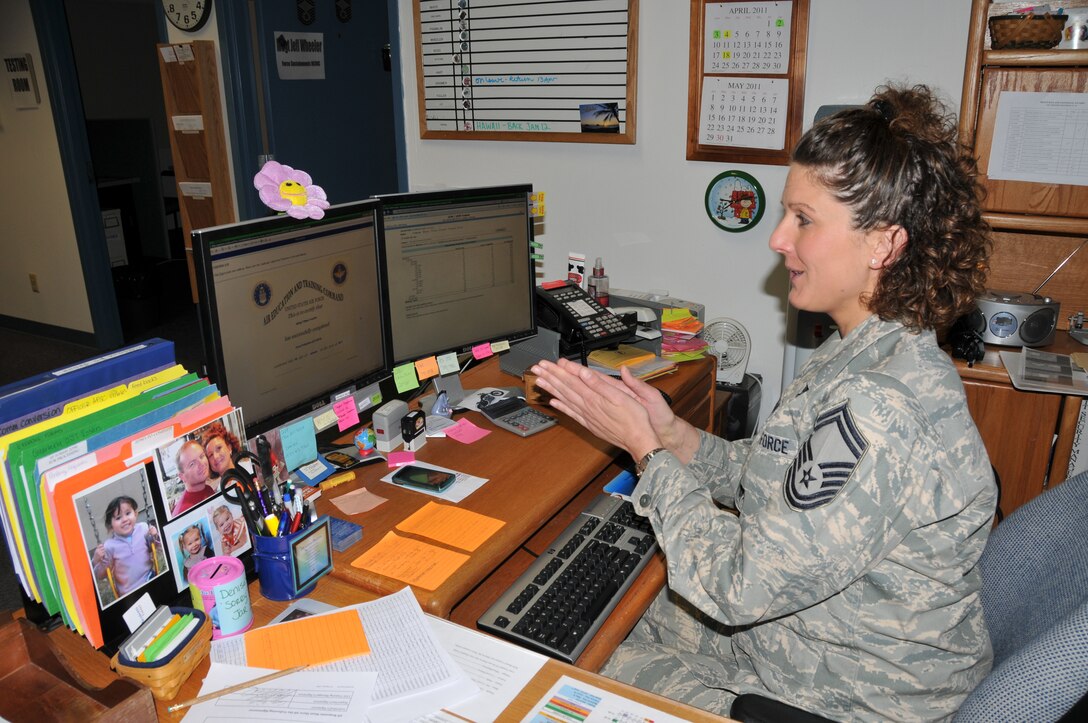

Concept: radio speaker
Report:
left=975, top=289, right=1059, bottom=347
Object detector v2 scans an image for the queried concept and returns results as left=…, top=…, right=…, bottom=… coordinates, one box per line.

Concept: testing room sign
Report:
left=274, top=32, right=325, bottom=80
left=4, top=54, right=40, bottom=109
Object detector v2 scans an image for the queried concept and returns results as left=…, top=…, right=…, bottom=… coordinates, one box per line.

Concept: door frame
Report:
left=29, top=0, right=123, bottom=350
left=216, top=0, right=409, bottom=222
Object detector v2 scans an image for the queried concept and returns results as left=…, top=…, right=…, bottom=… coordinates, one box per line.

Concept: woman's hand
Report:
left=530, top=358, right=662, bottom=459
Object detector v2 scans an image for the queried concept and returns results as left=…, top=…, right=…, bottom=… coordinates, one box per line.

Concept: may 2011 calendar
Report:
left=703, top=1, right=793, bottom=75
left=698, top=77, right=788, bottom=150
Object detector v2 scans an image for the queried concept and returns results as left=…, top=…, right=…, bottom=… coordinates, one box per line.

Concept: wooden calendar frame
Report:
left=686, top=0, right=809, bottom=165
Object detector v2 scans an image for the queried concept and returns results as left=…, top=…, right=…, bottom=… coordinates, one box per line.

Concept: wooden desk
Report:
left=317, top=355, right=715, bottom=669
left=953, top=334, right=1084, bottom=518
left=35, top=575, right=731, bottom=722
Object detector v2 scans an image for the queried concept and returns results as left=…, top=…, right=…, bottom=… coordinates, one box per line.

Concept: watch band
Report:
left=636, top=447, right=667, bottom=477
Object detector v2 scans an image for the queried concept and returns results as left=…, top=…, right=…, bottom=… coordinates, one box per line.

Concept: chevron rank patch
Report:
left=784, top=402, right=868, bottom=510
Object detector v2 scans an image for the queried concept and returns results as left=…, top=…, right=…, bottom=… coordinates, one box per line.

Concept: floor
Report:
left=0, top=298, right=205, bottom=614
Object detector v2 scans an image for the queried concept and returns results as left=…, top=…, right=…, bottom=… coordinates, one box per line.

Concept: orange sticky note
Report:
left=414, top=356, right=440, bottom=381
left=244, top=609, right=369, bottom=669
left=396, top=501, right=506, bottom=552
left=351, top=531, right=469, bottom=591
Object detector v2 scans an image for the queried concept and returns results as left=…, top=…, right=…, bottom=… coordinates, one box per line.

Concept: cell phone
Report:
left=392, top=465, right=456, bottom=493
left=325, top=449, right=361, bottom=470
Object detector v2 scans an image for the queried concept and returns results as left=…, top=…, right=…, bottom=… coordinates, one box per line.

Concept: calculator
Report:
left=476, top=394, right=558, bottom=437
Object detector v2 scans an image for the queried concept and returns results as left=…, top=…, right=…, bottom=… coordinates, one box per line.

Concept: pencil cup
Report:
left=188, top=556, right=252, bottom=639
left=252, top=516, right=333, bottom=601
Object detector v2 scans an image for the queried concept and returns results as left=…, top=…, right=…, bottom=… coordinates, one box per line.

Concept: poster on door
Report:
left=274, top=31, right=326, bottom=80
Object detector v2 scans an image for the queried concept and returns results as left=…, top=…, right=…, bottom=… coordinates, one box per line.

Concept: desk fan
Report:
left=700, top=317, right=751, bottom=385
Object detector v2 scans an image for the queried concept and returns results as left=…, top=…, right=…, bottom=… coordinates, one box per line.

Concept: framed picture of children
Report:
left=207, top=499, right=252, bottom=557
left=164, top=506, right=215, bottom=592
left=154, top=416, right=241, bottom=520
left=74, top=464, right=170, bottom=610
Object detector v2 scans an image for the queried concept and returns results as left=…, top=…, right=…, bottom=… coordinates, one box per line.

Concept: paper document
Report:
left=988, top=92, right=1088, bottom=187
left=211, top=587, right=478, bottom=721
left=1000, top=348, right=1088, bottom=396
left=181, top=665, right=375, bottom=723
left=523, top=675, right=692, bottom=723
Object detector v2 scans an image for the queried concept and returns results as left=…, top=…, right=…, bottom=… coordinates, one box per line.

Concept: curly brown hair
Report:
left=199, top=422, right=242, bottom=458
left=791, top=84, right=991, bottom=332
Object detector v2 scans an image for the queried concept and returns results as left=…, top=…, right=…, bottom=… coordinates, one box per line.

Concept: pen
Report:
left=289, top=511, right=302, bottom=533
left=166, top=664, right=308, bottom=713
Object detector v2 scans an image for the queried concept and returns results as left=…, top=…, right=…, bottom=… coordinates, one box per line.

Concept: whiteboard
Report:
left=415, top=0, right=638, bottom=144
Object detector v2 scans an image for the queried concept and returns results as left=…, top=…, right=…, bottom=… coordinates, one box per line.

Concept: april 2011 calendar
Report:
left=698, top=77, right=788, bottom=150
left=704, top=1, right=793, bottom=75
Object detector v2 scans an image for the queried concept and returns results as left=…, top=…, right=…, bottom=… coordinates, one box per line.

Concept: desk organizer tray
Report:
left=110, top=607, right=210, bottom=701
left=0, top=618, right=155, bottom=721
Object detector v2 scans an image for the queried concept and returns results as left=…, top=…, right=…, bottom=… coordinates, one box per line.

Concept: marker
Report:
left=289, top=511, right=302, bottom=534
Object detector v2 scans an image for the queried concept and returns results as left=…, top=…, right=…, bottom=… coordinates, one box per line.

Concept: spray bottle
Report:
left=589, top=257, right=609, bottom=306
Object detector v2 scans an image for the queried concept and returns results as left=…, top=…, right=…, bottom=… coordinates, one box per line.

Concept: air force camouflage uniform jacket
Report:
left=607, top=315, right=996, bottom=721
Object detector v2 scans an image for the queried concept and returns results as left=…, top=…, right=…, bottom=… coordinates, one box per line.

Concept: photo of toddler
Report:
left=178, top=523, right=211, bottom=582
left=211, top=504, right=249, bottom=556
left=91, top=495, right=162, bottom=600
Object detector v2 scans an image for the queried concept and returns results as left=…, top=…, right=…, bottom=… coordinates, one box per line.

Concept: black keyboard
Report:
left=477, top=494, right=658, bottom=663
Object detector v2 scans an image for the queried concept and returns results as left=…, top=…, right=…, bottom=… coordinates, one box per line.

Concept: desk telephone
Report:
left=535, top=282, right=638, bottom=357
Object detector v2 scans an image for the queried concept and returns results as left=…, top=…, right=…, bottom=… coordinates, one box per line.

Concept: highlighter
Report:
left=264, top=512, right=280, bottom=537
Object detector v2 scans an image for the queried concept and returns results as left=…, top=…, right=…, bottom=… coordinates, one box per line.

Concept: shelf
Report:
left=983, top=48, right=1088, bottom=67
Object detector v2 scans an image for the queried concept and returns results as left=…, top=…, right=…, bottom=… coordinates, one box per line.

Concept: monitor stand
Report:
left=420, top=370, right=520, bottom=413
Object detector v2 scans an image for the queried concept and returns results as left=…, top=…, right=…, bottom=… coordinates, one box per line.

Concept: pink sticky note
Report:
left=445, top=417, right=492, bottom=444
left=387, top=450, right=416, bottom=468
left=471, top=343, right=494, bottom=360
left=334, top=397, right=361, bottom=432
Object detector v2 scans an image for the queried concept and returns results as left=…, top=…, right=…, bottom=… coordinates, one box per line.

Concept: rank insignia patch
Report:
left=784, top=403, right=868, bottom=510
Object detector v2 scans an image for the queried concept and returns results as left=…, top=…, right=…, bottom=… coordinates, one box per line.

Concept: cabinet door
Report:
left=963, top=378, right=1060, bottom=518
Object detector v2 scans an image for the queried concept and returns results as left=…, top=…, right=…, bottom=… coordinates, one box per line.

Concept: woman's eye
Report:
left=797, top=213, right=811, bottom=226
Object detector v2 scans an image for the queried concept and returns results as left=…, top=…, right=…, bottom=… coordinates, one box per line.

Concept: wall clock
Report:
left=705, top=170, right=766, bottom=233
left=162, top=0, right=212, bottom=33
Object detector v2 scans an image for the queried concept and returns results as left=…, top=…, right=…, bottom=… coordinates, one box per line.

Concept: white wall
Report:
left=0, top=0, right=93, bottom=333
left=395, top=0, right=973, bottom=418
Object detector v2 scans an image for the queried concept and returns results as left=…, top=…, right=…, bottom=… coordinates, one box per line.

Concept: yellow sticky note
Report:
left=244, top=609, right=369, bottom=669
left=415, top=357, right=440, bottom=381
left=393, top=363, right=420, bottom=393
left=396, top=501, right=505, bottom=552
left=490, top=340, right=510, bottom=353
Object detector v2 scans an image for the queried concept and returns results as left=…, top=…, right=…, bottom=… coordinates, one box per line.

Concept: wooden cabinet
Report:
left=956, top=0, right=1088, bottom=517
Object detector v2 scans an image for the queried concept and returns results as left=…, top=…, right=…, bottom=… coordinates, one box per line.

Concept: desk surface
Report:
left=34, top=575, right=731, bottom=722
left=317, top=355, right=714, bottom=619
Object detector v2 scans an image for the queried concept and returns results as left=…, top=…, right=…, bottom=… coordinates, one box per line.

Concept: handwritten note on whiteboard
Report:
left=418, top=0, right=633, bottom=136
left=703, top=1, right=793, bottom=75
left=699, top=77, right=789, bottom=150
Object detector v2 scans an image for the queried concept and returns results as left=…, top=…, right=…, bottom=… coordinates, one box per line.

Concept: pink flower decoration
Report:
left=253, top=160, right=331, bottom=220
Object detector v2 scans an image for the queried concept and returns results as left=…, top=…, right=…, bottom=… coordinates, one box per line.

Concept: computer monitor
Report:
left=377, top=184, right=537, bottom=405
left=192, top=200, right=391, bottom=436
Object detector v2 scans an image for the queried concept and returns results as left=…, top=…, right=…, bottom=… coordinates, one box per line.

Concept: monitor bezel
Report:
left=374, top=184, right=538, bottom=368
left=191, top=199, right=393, bottom=437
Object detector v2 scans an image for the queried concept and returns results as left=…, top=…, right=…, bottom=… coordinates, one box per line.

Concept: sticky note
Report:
left=393, top=363, right=420, bottom=393
left=334, top=397, right=360, bottom=432
left=471, top=343, right=493, bottom=360
left=445, top=417, right=491, bottom=444
left=280, top=418, right=319, bottom=472
left=313, top=408, right=338, bottom=431
left=387, top=450, right=416, bottom=468
left=415, top=357, right=440, bottom=381
left=490, top=340, right=510, bottom=353
left=436, top=352, right=460, bottom=375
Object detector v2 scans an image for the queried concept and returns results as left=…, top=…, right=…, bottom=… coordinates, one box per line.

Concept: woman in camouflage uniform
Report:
left=530, top=85, right=996, bottom=721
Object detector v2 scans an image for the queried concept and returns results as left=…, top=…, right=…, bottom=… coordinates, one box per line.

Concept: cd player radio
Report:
left=966, top=289, right=1060, bottom=347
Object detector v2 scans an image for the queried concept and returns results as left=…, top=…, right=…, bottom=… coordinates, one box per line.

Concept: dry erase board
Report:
left=415, top=0, right=638, bottom=144
left=686, top=0, right=809, bottom=165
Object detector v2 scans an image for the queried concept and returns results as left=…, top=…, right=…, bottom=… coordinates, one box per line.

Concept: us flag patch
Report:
left=784, top=403, right=868, bottom=510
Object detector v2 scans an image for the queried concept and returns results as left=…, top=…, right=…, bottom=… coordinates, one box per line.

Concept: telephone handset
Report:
left=534, top=282, right=638, bottom=357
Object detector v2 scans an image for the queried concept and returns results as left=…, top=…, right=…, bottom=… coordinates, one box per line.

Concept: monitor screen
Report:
left=192, top=201, right=391, bottom=434
left=377, top=185, right=537, bottom=368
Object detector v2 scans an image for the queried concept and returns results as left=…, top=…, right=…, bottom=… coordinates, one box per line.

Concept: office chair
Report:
left=731, top=469, right=1088, bottom=722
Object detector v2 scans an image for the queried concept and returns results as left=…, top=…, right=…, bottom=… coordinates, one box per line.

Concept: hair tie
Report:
left=873, top=99, right=895, bottom=122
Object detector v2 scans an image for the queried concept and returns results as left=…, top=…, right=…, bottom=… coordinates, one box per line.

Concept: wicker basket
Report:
left=989, top=13, right=1069, bottom=49
left=110, top=608, right=211, bottom=701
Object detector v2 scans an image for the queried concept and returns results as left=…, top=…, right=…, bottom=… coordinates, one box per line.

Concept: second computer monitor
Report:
left=378, top=185, right=537, bottom=402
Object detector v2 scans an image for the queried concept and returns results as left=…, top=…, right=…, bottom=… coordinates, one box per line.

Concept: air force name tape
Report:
left=784, top=402, right=868, bottom=511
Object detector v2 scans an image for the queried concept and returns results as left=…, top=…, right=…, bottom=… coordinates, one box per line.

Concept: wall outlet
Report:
left=29, top=273, right=39, bottom=293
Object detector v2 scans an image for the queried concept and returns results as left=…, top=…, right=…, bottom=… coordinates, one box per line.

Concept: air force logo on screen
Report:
left=784, top=402, right=868, bottom=511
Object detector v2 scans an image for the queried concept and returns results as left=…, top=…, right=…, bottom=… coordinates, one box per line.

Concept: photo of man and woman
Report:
left=154, top=410, right=245, bottom=518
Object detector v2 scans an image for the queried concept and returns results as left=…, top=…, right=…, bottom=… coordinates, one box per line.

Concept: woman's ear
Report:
left=874, top=225, right=908, bottom=268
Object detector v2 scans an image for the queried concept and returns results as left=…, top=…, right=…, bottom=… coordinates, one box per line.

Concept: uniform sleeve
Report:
left=680, top=429, right=751, bottom=506
left=633, top=380, right=928, bottom=626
